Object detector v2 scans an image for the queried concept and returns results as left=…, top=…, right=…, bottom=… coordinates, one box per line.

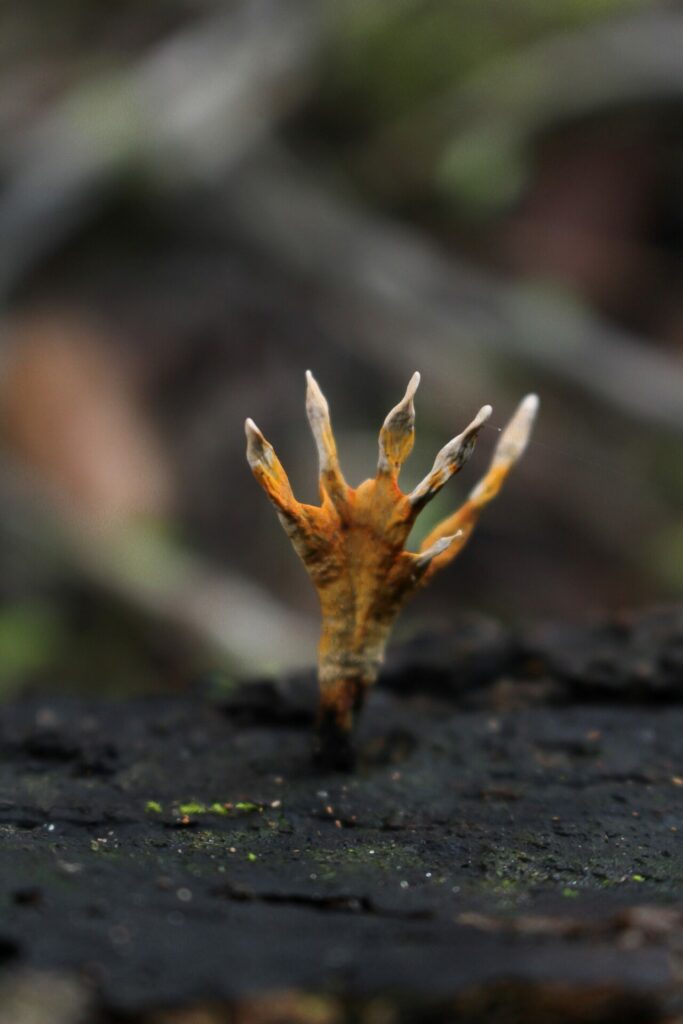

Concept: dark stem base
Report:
left=313, top=710, right=356, bottom=771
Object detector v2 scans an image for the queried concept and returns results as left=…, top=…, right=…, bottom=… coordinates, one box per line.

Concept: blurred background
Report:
left=0, top=0, right=681, bottom=698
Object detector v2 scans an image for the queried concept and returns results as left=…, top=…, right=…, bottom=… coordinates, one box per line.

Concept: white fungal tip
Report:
left=521, top=393, right=539, bottom=417
left=474, top=404, right=493, bottom=427
left=393, top=373, right=419, bottom=416
left=416, top=530, right=463, bottom=568
left=245, top=417, right=270, bottom=468
left=390, top=371, right=420, bottom=417
left=432, top=533, right=457, bottom=555
left=389, top=372, right=421, bottom=419
left=494, top=393, right=539, bottom=465
left=305, top=369, right=319, bottom=393
left=305, top=369, right=329, bottom=414
left=407, top=371, right=421, bottom=397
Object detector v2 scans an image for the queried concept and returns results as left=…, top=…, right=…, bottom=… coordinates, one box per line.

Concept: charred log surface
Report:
left=0, top=608, right=683, bottom=1023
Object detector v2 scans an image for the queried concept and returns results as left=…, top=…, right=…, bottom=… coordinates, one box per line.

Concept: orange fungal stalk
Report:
left=246, top=372, right=538, bottom=768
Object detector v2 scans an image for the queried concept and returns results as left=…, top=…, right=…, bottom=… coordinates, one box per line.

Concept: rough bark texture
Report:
left=1, top=607, right=683, bottom=1023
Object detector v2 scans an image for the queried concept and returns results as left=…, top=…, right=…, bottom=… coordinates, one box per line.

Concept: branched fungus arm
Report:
left=245, top=417, right=299, bottom=515
left=305, top=370, right=349, bottom=511
left=244, top=416, right=321, bottom=550
left=377, top=371, right=420, bottom=478
left=417, top=394, right=539, bottom=580
left=412, top=531, right=462, bottom=572
left=408, top=404, right=492, bottom=511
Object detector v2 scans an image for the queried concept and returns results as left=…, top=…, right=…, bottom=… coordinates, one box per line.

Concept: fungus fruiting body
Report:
left=246, top=372, right=538, bottom=769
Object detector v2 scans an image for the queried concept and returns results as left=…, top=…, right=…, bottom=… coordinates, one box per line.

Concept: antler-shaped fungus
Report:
left=246, top=372, right=538, bottom=769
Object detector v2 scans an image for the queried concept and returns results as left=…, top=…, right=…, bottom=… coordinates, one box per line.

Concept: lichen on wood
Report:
left=246, top=371, right=538, bottom=768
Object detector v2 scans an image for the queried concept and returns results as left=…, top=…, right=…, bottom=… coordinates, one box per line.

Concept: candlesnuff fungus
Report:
left=246, top=372, right=538, bottom=769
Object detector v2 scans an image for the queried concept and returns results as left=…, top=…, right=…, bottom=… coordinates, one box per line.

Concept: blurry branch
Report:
left=0, top=1, right=325, bottom=673
left=441, top=10, right=683, bottom=160
left=367, top=10, right=683, bottom=204
left=0, top=454, right=317, bottom=672
left=221, top=148, right=683, bottom=434
left=2, top=0, right=680, bottom=433
left=79, top=526, right=318, bottom=673
left=0, top=311, right=317, bottom=672
left=0, top=0, right=325, bottom=298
